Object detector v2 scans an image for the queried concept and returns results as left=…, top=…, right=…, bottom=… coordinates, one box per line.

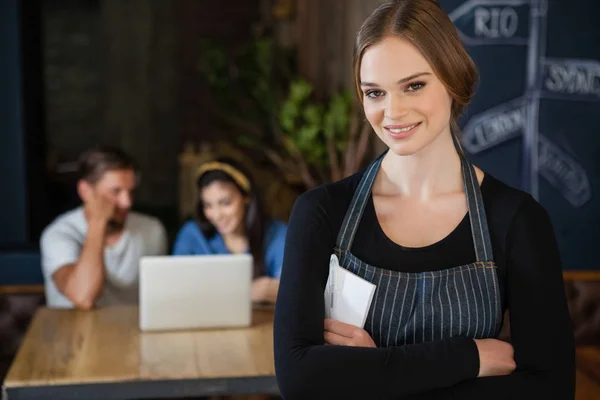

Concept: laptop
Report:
left=139, top=254, right=253, bottom=331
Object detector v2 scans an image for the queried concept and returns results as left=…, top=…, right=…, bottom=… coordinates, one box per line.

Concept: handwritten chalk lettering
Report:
left=474, top=7, right=519, bottom=39
left=474, top=106, right=524, bottom=145
left=544, top=62, right=600, bottom=97
left=539, top=136, right=591, bottom=207
left=463, top=98, right=526, bottom=154
left=449, top=1, right=530, bottom=45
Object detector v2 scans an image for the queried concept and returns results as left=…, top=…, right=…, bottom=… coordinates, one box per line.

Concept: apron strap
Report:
left=335, top=153, right=384, bottom=251
left=454, top=134, right=494, bottom=262
left=336, top=137, right=494, bottom=263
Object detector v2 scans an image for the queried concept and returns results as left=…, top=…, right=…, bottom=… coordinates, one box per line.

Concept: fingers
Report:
left=89, top=191, right=110, bottom=209
left=324, top=319, right=357, bottom=338
left=324, top=331, right=352, bottom=346
left=98, top=194, right=116, bottom=211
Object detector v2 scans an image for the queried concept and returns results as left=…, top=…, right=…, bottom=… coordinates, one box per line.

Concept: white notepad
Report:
left=324, top=254, right=376, bottom=328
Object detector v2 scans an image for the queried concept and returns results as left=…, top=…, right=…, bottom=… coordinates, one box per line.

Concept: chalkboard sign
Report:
left=439, top=0, right=599, bottom=271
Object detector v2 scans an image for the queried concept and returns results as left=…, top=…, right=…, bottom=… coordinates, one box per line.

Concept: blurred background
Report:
left=1, top=0, right=599, bottom=384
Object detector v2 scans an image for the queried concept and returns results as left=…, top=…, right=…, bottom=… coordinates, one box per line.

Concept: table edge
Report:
left=3, top=375, right=279, bottom=399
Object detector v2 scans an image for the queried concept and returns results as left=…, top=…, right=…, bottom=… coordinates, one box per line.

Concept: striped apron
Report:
left=334, top=152, right=502, bottom=347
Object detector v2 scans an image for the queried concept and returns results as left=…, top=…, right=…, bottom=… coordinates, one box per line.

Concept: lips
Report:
left=384, top=122, right=421, bottom=138
left=217, top=221, right=230, bottom=230
left=114, top=210, right=128, bottom=221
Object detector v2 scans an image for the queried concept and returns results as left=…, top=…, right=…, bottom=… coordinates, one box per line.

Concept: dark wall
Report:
left=0, top=0, right=45, bottom=285
left=174, top=0, right=262, bottom=144
left=40, top=0, right=263, bottom=239
left=0, top=0, right=45, bottom=248
left=42, top=0, right=179, bottom=210
left=41, top=0, right=262, bottom=213
left=441, top=0, right=599, bottom=270
left=0, top=0, right=27, bottom=247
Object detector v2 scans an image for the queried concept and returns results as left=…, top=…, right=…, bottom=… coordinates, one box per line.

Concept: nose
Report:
left=118, top=191, right=133, bottom=209
left=209, top=206, right=223, bottom=221
left=384, top=92, right=410, bottom=120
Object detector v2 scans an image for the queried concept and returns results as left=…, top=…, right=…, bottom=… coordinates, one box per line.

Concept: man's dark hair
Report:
left=77, top=146, right=137, bottom=184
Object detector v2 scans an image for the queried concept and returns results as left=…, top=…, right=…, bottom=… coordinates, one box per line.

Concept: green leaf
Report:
left=303, top=104, right=324, bottom=126
left=280, top=101, right=299, bottom=132
left=336, top=140, right=348, bottom=153
left=289, top=80, right=313, bottom=104
left=298, top=125, right=320, bottom=142
left=326, top=91, right=351, bottom=137
left=323, top=111, right=336, bottom=140
left=255, top=38, right=274, bottom=75
left=306, top=143, right=327, bottom=165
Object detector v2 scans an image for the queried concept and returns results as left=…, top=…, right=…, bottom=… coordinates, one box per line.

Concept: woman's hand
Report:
left=474, top=339, right=516, bottom=377
left=324, top=319, right=377, bottom=348
left=251, top=277, right=279, bottom=304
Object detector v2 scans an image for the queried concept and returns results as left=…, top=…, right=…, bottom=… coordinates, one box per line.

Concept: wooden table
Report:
left=2, top=305, right=278, bottom=399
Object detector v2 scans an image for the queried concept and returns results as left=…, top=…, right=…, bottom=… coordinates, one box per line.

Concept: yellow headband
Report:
left=196, top=161, right=251, bottom=193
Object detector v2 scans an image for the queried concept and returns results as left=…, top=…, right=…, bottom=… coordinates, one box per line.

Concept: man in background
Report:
left=40, top=147, right=167, bottom=309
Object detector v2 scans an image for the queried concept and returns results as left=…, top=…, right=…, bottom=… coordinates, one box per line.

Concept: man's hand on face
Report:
left=79, top=169, right=136, bottom=230
left=85, top=189, right=116, bottom=225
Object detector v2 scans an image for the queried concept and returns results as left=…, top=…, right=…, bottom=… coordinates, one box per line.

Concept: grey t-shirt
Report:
left=40, top=207, right=168, bottom=308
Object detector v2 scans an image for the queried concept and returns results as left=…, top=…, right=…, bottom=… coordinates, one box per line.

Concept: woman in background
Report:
left=173, top=158, right=287, bottom=304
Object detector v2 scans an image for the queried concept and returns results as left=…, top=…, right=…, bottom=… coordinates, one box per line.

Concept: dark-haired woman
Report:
left=173, top=159, right=287, bottom=304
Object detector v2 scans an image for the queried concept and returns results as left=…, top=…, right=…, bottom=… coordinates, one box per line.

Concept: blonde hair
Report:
left=196, top=161, right=251, bottom=193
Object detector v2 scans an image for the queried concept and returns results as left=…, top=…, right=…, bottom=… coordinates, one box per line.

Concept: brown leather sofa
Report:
left=565, top=279, right=600, bottom=346
left=0, top=290, right=45, bottom=380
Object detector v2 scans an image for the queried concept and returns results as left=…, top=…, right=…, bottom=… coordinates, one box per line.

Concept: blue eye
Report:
left=406, top=82, right=426, bottom=92
left=365, top=90, right=384, bottom=99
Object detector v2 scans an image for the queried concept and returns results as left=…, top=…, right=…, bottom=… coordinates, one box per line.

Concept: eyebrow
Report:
left=360, top=72, right=431, bottom=87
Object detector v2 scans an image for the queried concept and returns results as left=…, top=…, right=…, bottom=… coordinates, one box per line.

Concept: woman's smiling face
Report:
left=360, top=35, right=454, bottom=156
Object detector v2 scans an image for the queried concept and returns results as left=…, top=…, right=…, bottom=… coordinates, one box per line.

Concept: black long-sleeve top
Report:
left=273, top=169, right=575, bottom=400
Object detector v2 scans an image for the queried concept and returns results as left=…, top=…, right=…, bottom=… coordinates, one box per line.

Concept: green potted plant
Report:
left=198, top=36, right=372, bottom=189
